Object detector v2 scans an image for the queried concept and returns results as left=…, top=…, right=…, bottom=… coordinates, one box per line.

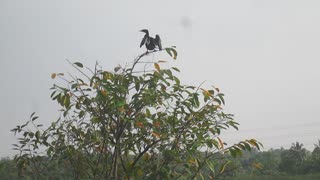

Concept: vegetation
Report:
left=226, top=141, right=320, bottom=179
left=2, top=140, right=320, bottom=179
left=10, top=33, right=261, bottom=179
left=227, top=173, right=320, bottom=180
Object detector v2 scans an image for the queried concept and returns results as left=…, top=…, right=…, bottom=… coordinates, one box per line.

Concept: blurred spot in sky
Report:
left=181, top=16, right=192, bottom=29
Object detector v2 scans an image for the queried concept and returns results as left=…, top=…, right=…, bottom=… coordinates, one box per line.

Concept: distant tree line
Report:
left=1, top=140, right=319, bottom=179
left=227, top=140, right=320, bottom=177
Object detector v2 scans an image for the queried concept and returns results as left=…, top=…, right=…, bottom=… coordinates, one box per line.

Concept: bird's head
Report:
left=140, top=29, right=149, bottom=34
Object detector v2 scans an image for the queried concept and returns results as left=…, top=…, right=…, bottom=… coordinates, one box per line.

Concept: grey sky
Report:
left=1, top=0, right=320, bottom=157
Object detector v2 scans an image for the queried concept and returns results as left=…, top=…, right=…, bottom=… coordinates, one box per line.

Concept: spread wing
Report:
left=140, top=34, right=148, bottom=48
left=155, top=35, right=162, bottom=50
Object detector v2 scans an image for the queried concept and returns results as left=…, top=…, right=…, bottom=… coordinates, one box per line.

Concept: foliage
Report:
left=226, top=173, right=320, bottom=180
left=309, top=140, right=320, bottom=172
left=5, top=139, right=320, bottom=179
left=0, top=157, right=21, bottom=180
left=12, top=36, right=261, bottom=179
left=279, top=142, right=308, bottom=174
left=225, top=140, right=320, bottom=178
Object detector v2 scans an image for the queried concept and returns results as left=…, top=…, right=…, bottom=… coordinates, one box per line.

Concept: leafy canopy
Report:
left=12, top=36, right=261, bottom=179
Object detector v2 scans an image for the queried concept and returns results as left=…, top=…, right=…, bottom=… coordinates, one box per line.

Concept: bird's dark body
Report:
left=140, top=29, right=162, bottom=51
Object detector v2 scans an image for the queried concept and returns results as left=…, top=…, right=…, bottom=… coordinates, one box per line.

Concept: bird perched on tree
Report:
left=140, top=29, right=162, bottom=51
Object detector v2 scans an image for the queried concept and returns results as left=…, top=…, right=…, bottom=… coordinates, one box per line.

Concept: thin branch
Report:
left=131, top=139, right=161, bottom=168
left=66, top=59, right=91, bottom=80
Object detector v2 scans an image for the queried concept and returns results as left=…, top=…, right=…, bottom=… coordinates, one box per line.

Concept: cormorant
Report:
left=140, top=29, right=162, bottom=51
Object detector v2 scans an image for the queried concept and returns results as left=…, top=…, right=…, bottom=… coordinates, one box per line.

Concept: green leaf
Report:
left=146, top=108, right=151, bottom=117
left=172, top=67, right=180, bottom=72
left=135, top=81, right=140, bottom=91
left=23, top=132, right=28, bottom=137
left=52, top=93, right=60, bottom=101
left=50, top=91, right=56, bottom=98
left=214, top=98, right=222, bottom=105
left=208, top=90, right=215, bottom=96
left=219, top=161, right=230, bottom=174
left=212, top=139, right=219, bottom=149
left=206, top=140, right=213, bottom=148
left=165, top=48, right=178, bottom=60
left=64, top=94, right=70, bottom=108
left=229, top=148, right=237, bottom=158
left=206, top=160, right=215, bottom=174
left=192, top=93, right=200, bottom=108
left=173, top=77, right=180, bottom=85
left=116, top=100, right=126, bottom=107
left=171, top=48, right=178, bottom=60
left=75, top=103, right=81, bottom=109
left=242, top=141, right=252, bottom=151
left=35, top=131, right=40, bottom=140
left=91, top=116, right=100, bottom=124
left=165, top=48, right=172, bottom=57
left=237, top=143, right=246, bottom=150
left=71, top=83, right=77, bottom=89
left=74, top=62, right=83, bottom=68
left=30, top=112, right=36, bottom=118
left=248, top=139, right=261, bottom=150
left=114, top=66, right=121, bottom=72
left=229, top=121, right=239, bottom=130
left=32, top=116, right=39, bottom=121
left=29, top=132, right=34, bottom=138
left=217, top=93, right=225, bottom=105
left=195, top=158, right=201, bottom=168
left=79, top=111, right=85, bottom=118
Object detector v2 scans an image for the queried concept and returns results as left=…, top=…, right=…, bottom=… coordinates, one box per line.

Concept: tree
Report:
left=12, top=32, right=261, bottom=179
left=237, top=149, right=281, bottom=176
left=290, top=142, right=307, bottom=163
left=0, top=157, right=21, bottom=180
left=312, top=139, right=320, bottom=159
left=279, top=142, right=307, bottom=174
left=309, top=139, right=320, bottom=173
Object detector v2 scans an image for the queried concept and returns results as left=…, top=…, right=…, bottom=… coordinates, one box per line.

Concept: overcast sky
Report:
left=1, top=0, right=320, bottom=157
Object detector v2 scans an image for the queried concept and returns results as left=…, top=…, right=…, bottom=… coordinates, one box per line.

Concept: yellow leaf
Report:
left=51, top=73, right=56, bottom=79
left=158, top=60, right=167, bottom=63
left=137, top=168, right=143, bottom=177
left=153, top=121, right=160, bottom=127
left=126, top=110, right=133, bottom=116
left=252, top=162, right=263, bottom=169
left=201, top=88, right=212, bottom=97
left=143, top=153, right=151, bottom=160
left=101, top=90, right=107, bottom=96
left=217, top=137, right=224, bottom=149
left=154, top=63, right=160, bottom=71
left=151, top=132, right=161, bottom=138
left=136, top=122, right=144, bottom=128
left=103, top=72, right=112, bottom=80
left=188, top=159, right=196, bottom=164
left=118, top=106, right=125, bottom=112
left=93, top=83, right=100, bottom=88
left=160, top=84, right=166, bottom=91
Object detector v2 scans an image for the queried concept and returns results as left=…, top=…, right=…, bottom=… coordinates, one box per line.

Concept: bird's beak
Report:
left=140, top=29, right=148, bottom=33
